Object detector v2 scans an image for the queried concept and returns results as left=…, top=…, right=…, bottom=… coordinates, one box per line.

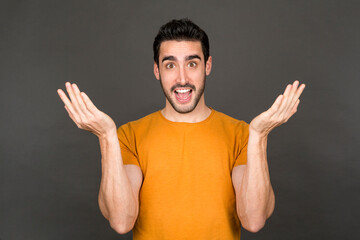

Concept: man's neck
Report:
left=161, top=98, right=212, bottom=123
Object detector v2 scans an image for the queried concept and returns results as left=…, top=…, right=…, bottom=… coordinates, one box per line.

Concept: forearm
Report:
left=98, top=130, right=138, bottom=233
left=237, top=131, right=275, bottom=231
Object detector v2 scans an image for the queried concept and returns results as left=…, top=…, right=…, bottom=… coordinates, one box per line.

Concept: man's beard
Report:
left=159, top=73, right=206, bottom=114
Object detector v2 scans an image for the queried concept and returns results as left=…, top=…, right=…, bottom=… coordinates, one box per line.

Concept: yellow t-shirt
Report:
left=117, top=108, right=249, bottom=240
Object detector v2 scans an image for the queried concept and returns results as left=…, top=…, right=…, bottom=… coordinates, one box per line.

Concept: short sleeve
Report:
left=233, top=122, right=249, bottom=167
left=117, top=123, right=140, bottom=167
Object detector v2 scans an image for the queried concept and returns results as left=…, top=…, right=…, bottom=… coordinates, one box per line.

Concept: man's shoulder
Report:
left=118, top=111, right=160, bottom=132
left=213, top=109, right=249, bottom=138
left=213, top=109, right=248, bottom=127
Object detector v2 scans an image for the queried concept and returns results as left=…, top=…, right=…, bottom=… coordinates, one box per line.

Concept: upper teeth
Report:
left=175, top=89, right=191, bottom=93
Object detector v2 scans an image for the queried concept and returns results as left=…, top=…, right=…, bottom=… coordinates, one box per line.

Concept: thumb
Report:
left=268, top=94, right=283, bottom=113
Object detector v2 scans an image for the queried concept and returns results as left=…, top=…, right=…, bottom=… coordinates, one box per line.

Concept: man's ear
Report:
left=205, top=56, right=212, bottom=76
left=154, top=62, right=160, bottom=80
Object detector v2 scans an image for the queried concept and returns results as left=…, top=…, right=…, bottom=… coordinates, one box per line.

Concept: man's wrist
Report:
left=99, top=128, right=118, bottom=142
left=249, top=126, right=269, bottom=140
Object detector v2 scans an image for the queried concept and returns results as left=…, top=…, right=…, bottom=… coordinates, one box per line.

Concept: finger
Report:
left=66, top=82, right=90, bottom=122
left=71, top=83, right=92, bottom=118
left=276, top=83, right=292, bottom=114
left=280, top=81, right=299, bottom=111
left=279, top=80, right=300, bottom=115
left=291, top=80, right=299, bottom=92
left=285, top=99, right=300, bottom=121
left=281, top=80, right=299, bottom=113
left=292, top=99, right=300, bottom=113
left=286, top=80, right=299, bottom=105
left=284, top=83, right=305, bottom=116
left=80, top=91, right=99, bottom=113
left=282, top=83, right=292, bottom=97
left=65, top=82, right=83, bottom=115
left=292, top=83, right=306, bottom=103
left=57, top=88, right=78, bottom=117
left=268, top=94, right=283, bottom=114
left=64, top=105, right=81, bottom=128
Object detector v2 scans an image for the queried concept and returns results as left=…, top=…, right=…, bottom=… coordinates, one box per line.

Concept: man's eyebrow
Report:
left=161, top=55, right=202, bottom=63
left=186, top=55, right=202, bottom=61
left=162, top=56, right=176, bottom=62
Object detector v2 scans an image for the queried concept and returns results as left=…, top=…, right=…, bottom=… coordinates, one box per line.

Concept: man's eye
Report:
left=166, top=63, right=175, bottom=69
left=188, top=62, right=197, bottom=67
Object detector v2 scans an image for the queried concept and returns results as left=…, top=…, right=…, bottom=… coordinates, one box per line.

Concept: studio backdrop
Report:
left=0, top=0, right=359, bottom=239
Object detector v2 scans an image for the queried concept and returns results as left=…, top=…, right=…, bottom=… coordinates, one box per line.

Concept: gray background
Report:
left=1, top=0, right=359, bottom=239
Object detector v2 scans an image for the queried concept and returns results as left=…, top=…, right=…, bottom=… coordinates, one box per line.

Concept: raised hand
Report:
left=249, top=80, right=306, bottom=137
left=57, top=82, right=117, bottom=138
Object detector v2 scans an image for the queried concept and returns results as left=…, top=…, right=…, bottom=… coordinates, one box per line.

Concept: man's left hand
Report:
left=249, top=80, right=306, bottom=137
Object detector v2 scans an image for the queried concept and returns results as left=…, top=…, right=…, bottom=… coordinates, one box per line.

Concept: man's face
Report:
left=154, top=40, right=212, bottom=114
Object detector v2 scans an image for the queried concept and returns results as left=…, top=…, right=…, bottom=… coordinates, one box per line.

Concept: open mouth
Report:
left=174, top=88, right=192, bottom=103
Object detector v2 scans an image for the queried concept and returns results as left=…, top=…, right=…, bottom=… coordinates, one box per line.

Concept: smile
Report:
left=174, top=88, right=192, bottom=103
left=175, top=89, right=191, bottom=93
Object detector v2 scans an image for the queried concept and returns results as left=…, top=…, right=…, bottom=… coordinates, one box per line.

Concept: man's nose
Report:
left=177, top=65, right=187, bottom=85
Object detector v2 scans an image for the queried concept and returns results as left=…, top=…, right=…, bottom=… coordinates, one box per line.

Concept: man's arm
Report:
left=232, top=133, right=275, bottom=233
left=57, top=82, right=141, bottom=234
left=233, top=80, right=305, bottom=232
left=98, top=131, right=141, bottom=234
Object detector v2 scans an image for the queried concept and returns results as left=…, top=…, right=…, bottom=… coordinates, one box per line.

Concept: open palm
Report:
left=57, top=82, right=116, bottom=138
left=249, top=80, right=306, bottom=136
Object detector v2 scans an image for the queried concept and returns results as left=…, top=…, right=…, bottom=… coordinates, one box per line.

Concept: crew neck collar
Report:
left=158, top=107, right=215, bottom=125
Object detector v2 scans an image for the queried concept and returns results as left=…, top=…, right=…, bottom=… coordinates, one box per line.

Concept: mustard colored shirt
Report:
left=117, top=108, right=249, bottom=240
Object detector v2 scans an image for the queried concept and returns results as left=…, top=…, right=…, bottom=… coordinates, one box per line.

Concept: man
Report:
left=57, top=18, right=305, bottom=239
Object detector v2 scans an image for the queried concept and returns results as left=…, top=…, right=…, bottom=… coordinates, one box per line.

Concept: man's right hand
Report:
left=57, top=82, right=117, bottom=138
